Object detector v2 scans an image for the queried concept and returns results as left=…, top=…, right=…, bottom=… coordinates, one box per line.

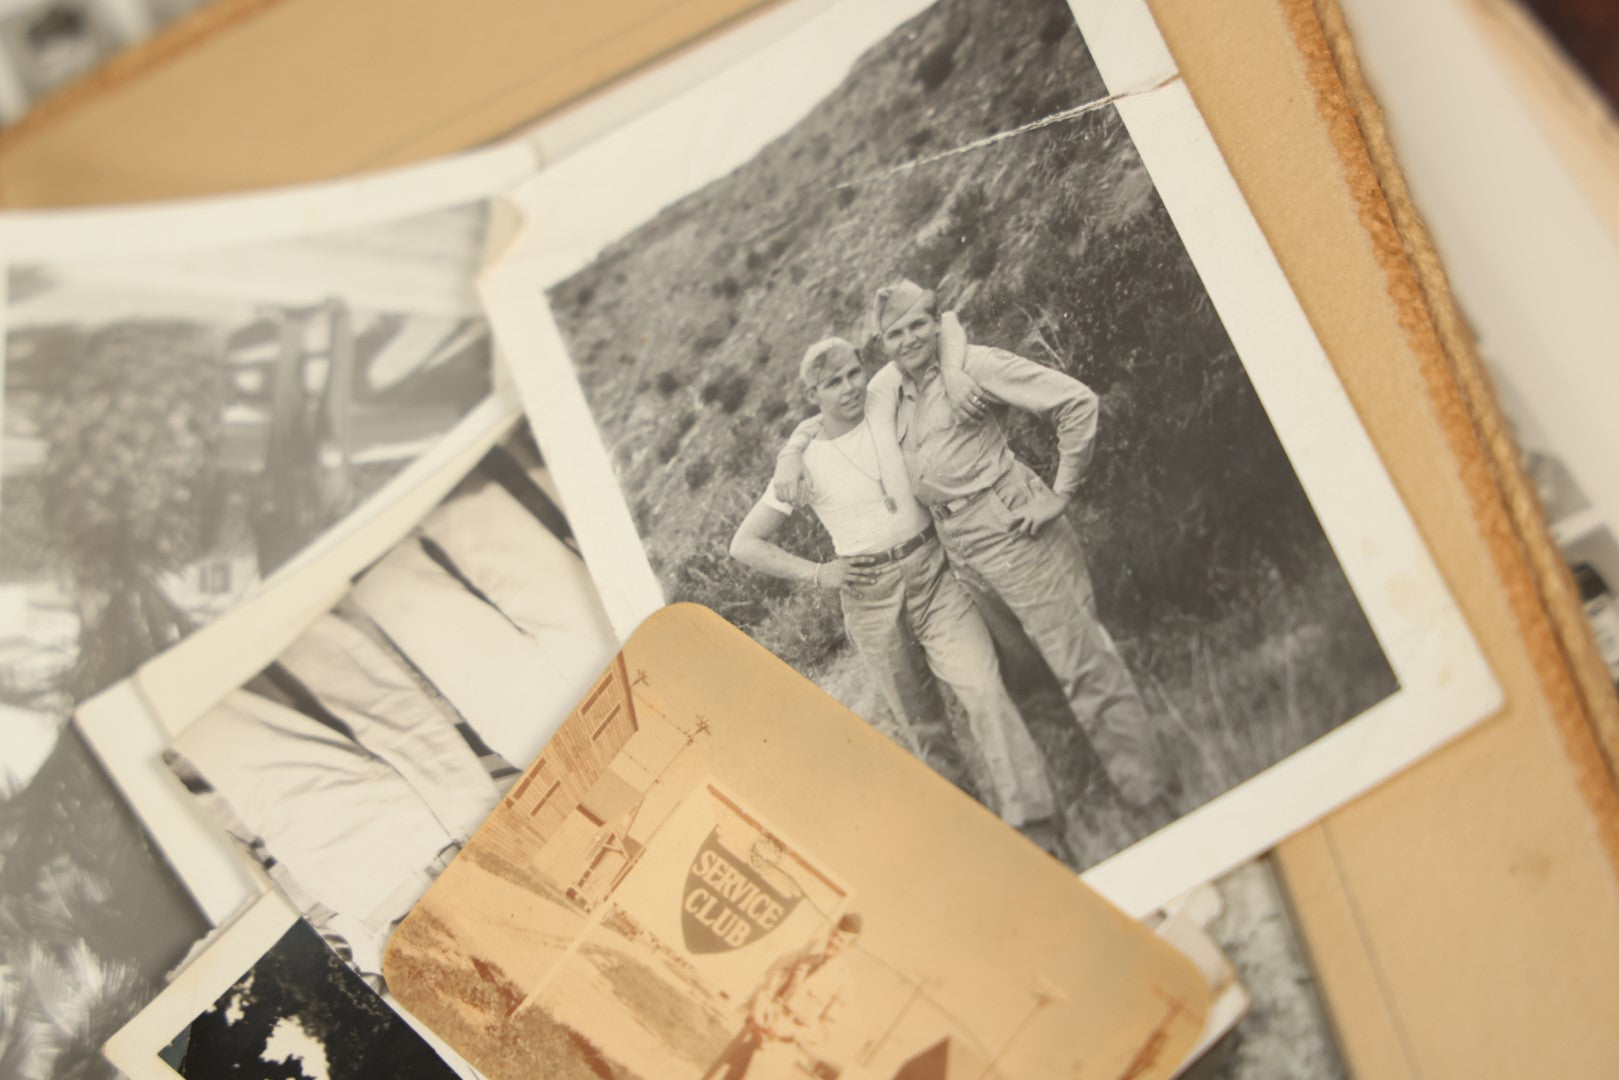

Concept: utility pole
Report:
left=981, top=977, right=1067, bottom=1079
left=862, top=972, right=942, bottom=1067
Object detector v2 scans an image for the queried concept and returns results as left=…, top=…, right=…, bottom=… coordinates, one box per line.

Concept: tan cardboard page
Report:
left=1332, top=0, right=1619, bottom=781
left=1145, top=0, right=1619, bottom=1076
left=386, top=604, right=1209, bottom=1080
left=0, top=0, right=775, bottom=207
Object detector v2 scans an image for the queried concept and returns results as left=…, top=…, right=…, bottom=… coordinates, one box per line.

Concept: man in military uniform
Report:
left=732, top=338, right=1057, bottom=831
left=776, top=281, right=1172, bottom=811
left=702, top=912, right=863, bottom=1080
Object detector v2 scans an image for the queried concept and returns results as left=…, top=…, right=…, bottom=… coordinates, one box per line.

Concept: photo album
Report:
left=0, top=0, right=1510, bottom=1078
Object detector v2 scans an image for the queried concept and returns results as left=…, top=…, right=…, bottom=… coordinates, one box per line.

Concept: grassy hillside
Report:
left=548, top=0, right=1396, bottom=851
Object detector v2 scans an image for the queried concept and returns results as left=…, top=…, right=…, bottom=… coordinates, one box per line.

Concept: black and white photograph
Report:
left=160, top=918, right=457, bottom=1080
left=0, top=146, right=532, bottom=1080
left=160, top=422, right=619, bottom=985
left=3, top=199, right=498, bottom=713
left=1488, top=362, right=1619, bottom=687
left=0, top=0, right=229, bottom=125
left=492, top=0, right=1497, bottom=913
left=0, top=721, right=208, bottom=1080
left=1194, top=859, right=1346, bottom=1080
left=0, top=0, right=145, bottom=122
left=103, top=896, right=469, bottom=1080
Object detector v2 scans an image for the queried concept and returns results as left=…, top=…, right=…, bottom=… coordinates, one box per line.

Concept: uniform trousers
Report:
left=838, top=535, right=1055, bottom=827
left=932, top=462, right=1171, bottom=807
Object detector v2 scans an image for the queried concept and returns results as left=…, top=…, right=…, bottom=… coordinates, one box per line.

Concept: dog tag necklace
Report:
left=828, top=422, right=898, bottom=513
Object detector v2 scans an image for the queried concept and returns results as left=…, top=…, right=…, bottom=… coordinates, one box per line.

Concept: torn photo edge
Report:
left=480, top=0, right=1502, bottom=916
left=100, top=891, right=482, bottom=1080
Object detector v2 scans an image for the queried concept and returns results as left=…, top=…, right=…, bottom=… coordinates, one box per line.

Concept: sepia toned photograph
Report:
left=385, top=605, right=1210, bottom=1080
left=161, top=424, right=620, bottom=984
left=491, top=0, right=1495, bottom=911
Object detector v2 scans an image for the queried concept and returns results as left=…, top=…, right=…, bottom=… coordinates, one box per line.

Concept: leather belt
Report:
left=931, top=488, right=989, bottom=519
left=846, top=525, right=936, bottom=567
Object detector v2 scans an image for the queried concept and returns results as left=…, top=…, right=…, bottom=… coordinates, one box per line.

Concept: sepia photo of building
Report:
left=386, top=606, right=1209, bottom=1080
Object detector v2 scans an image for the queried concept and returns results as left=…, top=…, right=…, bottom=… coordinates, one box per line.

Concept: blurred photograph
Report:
left=3, top=200, right=494, bottom=712
left=0, top=150, right=526, bottom=1080
left=0, top=0, right=136, bottom=120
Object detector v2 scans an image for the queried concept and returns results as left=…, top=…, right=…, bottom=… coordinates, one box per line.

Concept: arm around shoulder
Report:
left=779, top=413, right=823, bottom=456
left=771, top=419, right=822, bottom=504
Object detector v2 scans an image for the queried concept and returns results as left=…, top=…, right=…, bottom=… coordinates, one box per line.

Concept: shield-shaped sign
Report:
left=682, top=828, right=803, bottom=953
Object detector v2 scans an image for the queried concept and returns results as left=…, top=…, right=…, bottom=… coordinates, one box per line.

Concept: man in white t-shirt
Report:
left=730, top=338, right=1054, bottom=828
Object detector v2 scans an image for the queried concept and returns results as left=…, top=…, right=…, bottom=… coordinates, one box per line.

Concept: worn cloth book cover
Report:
left=384, top=604, right=1209, bottom=1080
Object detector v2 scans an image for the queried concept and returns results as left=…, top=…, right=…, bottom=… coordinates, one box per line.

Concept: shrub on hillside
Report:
left=916, top=38, right=959, bottom=93
left=893, top=173, right=946, bottom=230
left=699, top=370, right=751, bottom=413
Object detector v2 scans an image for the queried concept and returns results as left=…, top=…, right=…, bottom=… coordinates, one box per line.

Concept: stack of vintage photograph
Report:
left=0, top=0, right=1522, bottom=1077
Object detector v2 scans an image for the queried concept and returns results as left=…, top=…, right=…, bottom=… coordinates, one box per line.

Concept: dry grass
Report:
left=793, top=560, right=1392, bottom=870
left=586, top=947, right=734, bottom=1064
left=388, top=912, right=639, bottom=1080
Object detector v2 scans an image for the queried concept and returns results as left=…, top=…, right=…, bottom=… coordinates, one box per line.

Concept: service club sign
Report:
left=682, top=828, right=801, bottom=953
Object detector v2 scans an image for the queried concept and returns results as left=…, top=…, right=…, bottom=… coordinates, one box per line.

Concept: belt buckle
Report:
left=937, top=490, right=983, bottom=519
